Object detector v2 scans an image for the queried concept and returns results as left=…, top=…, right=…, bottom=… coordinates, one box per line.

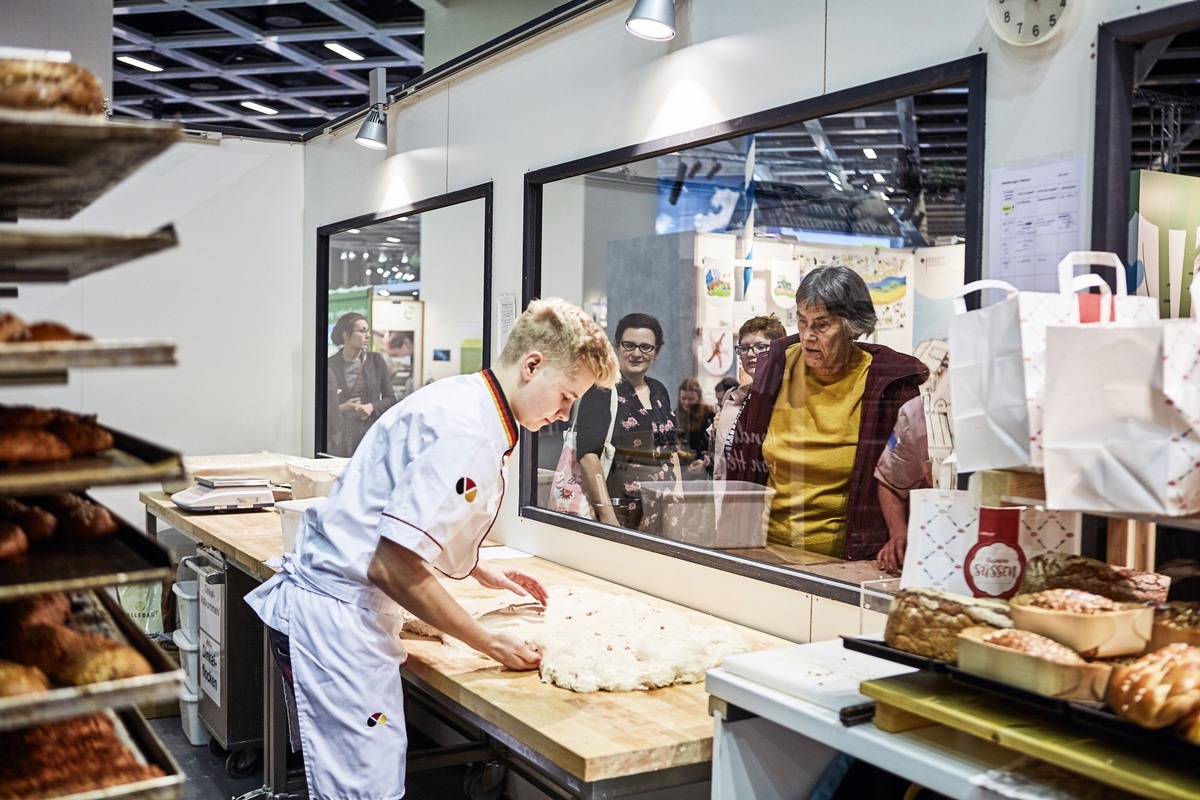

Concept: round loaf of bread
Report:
left=0, top=59, right=104, bottom=115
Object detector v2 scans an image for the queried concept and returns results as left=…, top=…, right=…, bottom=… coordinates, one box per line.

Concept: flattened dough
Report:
left=401, top=585, right=750, bottom=692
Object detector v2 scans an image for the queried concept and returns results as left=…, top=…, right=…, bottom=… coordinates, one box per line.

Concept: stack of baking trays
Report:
left=0, top=54, right=188, bottom=800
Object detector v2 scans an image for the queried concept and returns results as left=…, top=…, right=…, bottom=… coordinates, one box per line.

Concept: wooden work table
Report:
left=139, top=491, right=792, bottom=797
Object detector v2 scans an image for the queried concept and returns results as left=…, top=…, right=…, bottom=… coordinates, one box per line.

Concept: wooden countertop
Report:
left=139, top=490, right=792, bottom=785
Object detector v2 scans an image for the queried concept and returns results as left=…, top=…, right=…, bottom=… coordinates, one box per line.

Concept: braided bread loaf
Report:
left=1108, top=643, right=1200, bottom=741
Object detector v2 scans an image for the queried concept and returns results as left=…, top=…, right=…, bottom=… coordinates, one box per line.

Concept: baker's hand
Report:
left=876, top=534, right=907, bottom=575
left=471, top=560, right=549, bottom=606
left=486, top=630, right=542, bottom=671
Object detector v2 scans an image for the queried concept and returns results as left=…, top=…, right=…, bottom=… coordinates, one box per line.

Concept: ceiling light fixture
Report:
left=355, top=67, right=388, bottom=150
left=324, top=41, right=364, bottom=61
left=117, top=55, right=163, bottom=73
left=863, top=148, right=877, bottom=159
left=240, top=100, right=278, bottom=115
left=873, top=173, right=885, bottom=183
left=625, top=0, right=676, bottom=41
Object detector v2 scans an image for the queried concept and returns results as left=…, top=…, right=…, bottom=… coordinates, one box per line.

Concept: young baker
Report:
left=246, top=298, right=619, bottom=800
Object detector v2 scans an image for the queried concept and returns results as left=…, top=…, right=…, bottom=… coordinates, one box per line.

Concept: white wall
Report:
left=297, top=0, right=1186, bottom=642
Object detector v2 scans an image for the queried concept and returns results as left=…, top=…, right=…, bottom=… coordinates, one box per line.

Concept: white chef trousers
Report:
left=279, top=583, right=409, bottom=800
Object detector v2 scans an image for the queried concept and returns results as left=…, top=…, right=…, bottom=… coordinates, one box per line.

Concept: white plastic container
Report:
left=178, top=687, right=210, bottom=746
left=286, top=457, right=349, bottom=500
left=172, top=628, right=199, bottom=693
left=638, top=480, right=776, bottom=548
left=276, top=497, right=327, bottom=552
left=172, top=580, right=199, bottom=642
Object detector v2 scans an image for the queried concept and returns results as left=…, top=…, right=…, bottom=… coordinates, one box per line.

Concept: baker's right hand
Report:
left=487, top=631, right=542, bottom=671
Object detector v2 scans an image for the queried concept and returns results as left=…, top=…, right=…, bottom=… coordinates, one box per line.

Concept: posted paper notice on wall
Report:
left=989, top=156, right=1086, bottom=292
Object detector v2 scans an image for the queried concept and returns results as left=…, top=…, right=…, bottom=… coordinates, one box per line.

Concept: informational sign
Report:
left=199, top=576, right=222, bottom=645
left=199, top=630, right=221, bottom=705
left=497, top=294, right=516, bottom=348
left=989, top=156, right=1086, bottom=291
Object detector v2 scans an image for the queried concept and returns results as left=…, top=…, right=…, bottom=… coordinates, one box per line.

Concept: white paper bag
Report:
left=949, top=280, right=1079, bottom=472
left=1056, top=251, right=1159, bottom=324
left=1043, top=314, right=1200, bottom=515
left=900, top=488, right=1081, bottom=595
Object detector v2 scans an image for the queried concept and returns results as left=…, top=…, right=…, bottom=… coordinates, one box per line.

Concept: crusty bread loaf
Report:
left=1022, top=553, right=1169, bottom=603
left=29, top=494, right=117, bottom=541
left=884, top=587, right=1012, bottom=662
left=0, top=429, right=71, bottom=464
left=0, top=59, right=105, bottom=115
left=3, top=623, right=152, bottom=685
left=0, top=658, right=49, bottom=697
left=3, top=592, right=71, bottom=629
left=1108, top=643, right=1200, bottom=741
left=1011, top=589, right=1122, bottom=613
left=1149, top=602, right=1200, bottom=651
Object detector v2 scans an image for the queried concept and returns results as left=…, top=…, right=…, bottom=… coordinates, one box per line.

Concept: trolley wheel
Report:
left=462, top=760, right=505, bottom=800
left=226, top=748, right=263, bottom=780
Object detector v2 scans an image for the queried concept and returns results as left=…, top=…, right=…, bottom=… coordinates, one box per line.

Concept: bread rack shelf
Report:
left=0, top=223, right=178, bottom=282
left=0, top=340, right=177, bottom=386
left=0, top=589, right=182, bottom=731
left=0, top=111, right=180, bottom=221
left=0, top=426, right=182, bottom=498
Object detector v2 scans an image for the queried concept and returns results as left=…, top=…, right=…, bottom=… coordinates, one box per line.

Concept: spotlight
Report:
left=355, top=67, right=388, bottom=150
left=626, top=0, right=676, bottom=41
left=705, top=161, right=722, bottom=180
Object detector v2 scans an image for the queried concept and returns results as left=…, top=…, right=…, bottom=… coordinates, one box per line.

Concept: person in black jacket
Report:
left=327, top=312, right=398, bottom=456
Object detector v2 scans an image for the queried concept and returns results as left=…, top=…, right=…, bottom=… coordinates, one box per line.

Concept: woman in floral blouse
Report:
left=576, top=313, right=680, bottom=529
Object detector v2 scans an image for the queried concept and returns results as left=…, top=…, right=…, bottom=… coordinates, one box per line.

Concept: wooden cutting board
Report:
left=400, top=556, right=791, bottom=784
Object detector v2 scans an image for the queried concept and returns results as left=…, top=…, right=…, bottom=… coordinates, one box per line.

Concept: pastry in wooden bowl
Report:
left=884, top=587, right=1012, bottom=662
left=1108, top=643, right=1200, bottom=741
left=1022, top=553, right=1170, bottom=603
left=1010, top=589, right=1153, bottom=658
left=957, top=626, right=1112, bottom=701
left=1149, top=601, right=1200, bottom=651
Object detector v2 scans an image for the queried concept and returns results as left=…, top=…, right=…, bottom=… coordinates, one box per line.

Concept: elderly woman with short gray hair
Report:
left=726, top=266, right=928, bottom=561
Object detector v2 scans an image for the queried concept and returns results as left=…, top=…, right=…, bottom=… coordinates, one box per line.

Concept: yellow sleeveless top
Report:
left=762, top=343, right=871, bottom=555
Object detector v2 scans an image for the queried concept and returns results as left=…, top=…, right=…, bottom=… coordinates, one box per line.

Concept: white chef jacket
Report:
left=244, top=370, right=518, bottom=800
left=248, top=368, right=519, bottom=631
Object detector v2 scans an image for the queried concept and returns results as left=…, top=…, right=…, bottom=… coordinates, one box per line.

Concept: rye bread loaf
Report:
left=1021, top=553, right=1169, bottom=603
left=884, top=587, right=1012, bottom=662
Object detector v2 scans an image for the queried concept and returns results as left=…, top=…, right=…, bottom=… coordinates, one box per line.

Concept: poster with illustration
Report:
left=769, top=259, right=801, bottom=309
left=703, top=259, right=734, bottom=309
left=700, top=326, right=734, bottom=375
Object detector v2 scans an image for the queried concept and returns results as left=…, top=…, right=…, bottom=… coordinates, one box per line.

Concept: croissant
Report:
left=1108, top=643, right=1200, bottom=740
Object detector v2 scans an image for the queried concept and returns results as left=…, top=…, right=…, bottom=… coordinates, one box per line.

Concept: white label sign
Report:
left=199, top=630, right=221, bottom=705
left=199, top=577, right=223, bottom=644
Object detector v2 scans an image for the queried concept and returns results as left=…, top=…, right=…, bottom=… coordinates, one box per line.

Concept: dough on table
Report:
left=401, top=585, right=750, bottom=693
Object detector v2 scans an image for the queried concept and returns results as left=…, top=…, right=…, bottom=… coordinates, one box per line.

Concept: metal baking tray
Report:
left=0, top=426, right=183, bottom=497
left=0, top=341, right=177, bottom=386
left=0, top=223, right=178, bottom=282
left=0, top=501, right=172, bottom=601
left=0, top=589, right=183, bottom=732
left=840, top=634, right=952, bottom=673
left=0, top=708, right=184, bottom=800
left=0, top=110, right=181, bottom=221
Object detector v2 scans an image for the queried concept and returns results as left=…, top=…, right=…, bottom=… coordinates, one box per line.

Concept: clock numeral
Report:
left=1004, top=10, right=1010, bottom=22
left=1016, top=22, right=1022, bottom=34
left=1032, top=24, right=1039, bottom=37
left=1049, top=14, right=1056, bottom=27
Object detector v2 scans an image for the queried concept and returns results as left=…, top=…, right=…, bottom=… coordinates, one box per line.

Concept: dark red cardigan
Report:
left=726, top=336, right=928, bottom=560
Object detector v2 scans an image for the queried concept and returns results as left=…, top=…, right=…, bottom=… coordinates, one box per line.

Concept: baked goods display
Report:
left=956, top=626, right=1114, bottom=701
left=0, top=405, right=113, bottom=468
left=0, top=493, right=118, bottom=562
left=1150, top=601, right=1200, bottom=650
left=1107, top=643, right=1200, bottom=742
left=1022, top=553, right=1170, bottom=603
left=1010, top=590, right=1153, bottom=658
left=0, top=59, right=105, bottom=116
left=883, top=587, right=1012, bottom=661
left=0, top=713, right=165, bottom=799
left=0, top=659, right=49, bottom=698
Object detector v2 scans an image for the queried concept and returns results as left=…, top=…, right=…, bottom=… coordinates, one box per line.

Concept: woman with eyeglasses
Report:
left=575, top=312, right=679, bottom=529
left=710, top=315, right=786, bottom=481
left=327, top=311, right=399, bottom=457
left=727, top=267, right=928, bottom=561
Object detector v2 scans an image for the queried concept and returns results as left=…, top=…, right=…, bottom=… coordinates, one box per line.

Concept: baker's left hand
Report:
left=471, top=560, right=549, bottom=606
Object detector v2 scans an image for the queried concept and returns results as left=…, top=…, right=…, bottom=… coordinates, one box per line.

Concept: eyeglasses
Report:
left=619, top=341, right=659, bottom=354
left=734, top=342, right=772, bottom=356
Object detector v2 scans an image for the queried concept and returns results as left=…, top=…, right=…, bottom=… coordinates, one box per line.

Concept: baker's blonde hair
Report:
left=497, top=298, right=619, bottom=388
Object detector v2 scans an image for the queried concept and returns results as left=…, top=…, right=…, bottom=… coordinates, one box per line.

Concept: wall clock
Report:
left=987, top=0, right=1069, bottom=46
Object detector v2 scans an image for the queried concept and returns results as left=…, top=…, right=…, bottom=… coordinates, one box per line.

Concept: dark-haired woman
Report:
left=576, top=313, right=679, bottom=529
left=326, top=312, right=398, bottom=456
